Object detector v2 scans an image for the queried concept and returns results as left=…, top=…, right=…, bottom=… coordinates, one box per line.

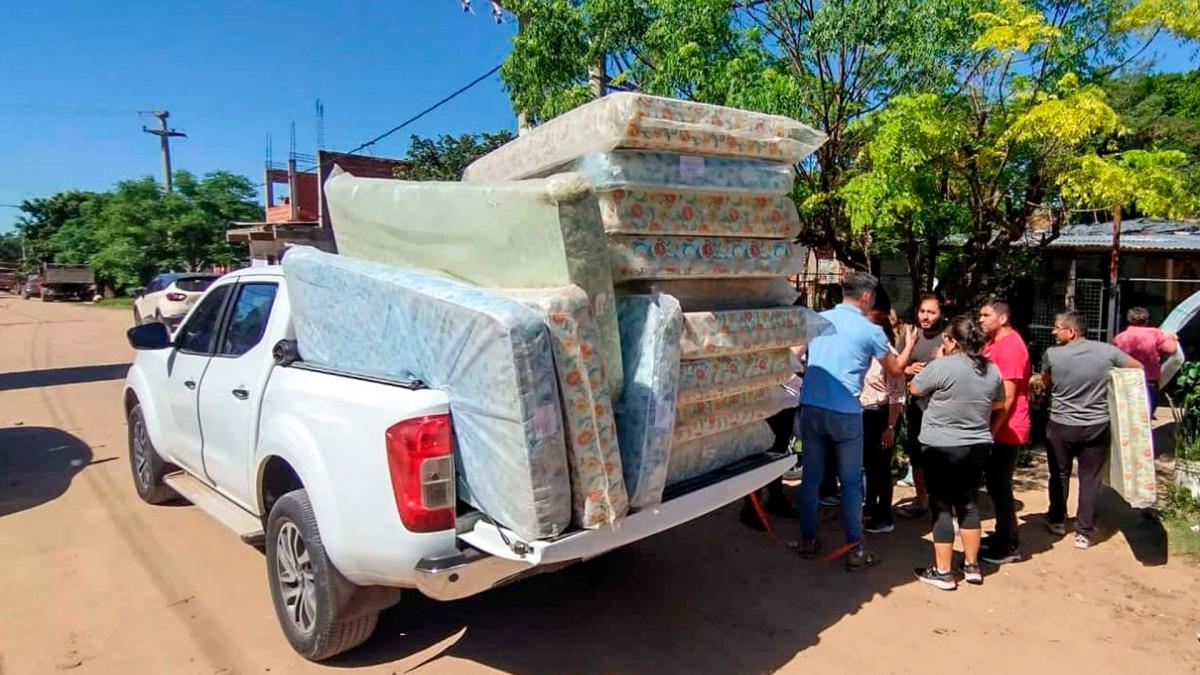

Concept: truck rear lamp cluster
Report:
left=385, top=415, right=456, bottom=532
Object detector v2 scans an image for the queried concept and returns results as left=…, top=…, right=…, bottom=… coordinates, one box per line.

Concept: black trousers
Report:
left=1046, top=421, right=1110, bottom=538
left=904, top=403, right=925, bottom=468
left=743, top=406, right=795, bottom=508
left=862, top=405, right=892, bottom=525
left=923, top=443, right=990, bottom=544
left=986, top=443, right=1020, bottom=550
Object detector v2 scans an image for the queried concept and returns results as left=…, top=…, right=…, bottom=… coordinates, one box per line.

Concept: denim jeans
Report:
left=796, top=405, right=864, bottom=550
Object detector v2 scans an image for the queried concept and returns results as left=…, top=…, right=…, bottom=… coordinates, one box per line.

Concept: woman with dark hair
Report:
left=908, top=316, right=1005, bottom=590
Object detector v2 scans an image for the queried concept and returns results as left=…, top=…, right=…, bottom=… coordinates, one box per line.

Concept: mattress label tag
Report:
left=679, top=155, right=706, bottom=179
left=534, top=404, right=561, bottom=438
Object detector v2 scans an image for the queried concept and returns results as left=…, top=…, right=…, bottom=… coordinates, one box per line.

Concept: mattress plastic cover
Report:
left=678, top=348, right=797, bottom=405
left=463, top=92, right=825, bottom=182
left=609, top=236, right=799, bottom=283
left=613, top=294, right=684, bottom=510
left=502, top=287, right=629, bottom=528
left=555, top=151, right=796, bottom=194
left=667, top=421, right=775, bottom=486
left=597, top=186, right=800, bottom=239
left=282, top=247, right=571, bottom=540
left=1106, top=368, right=1157, bottom=509
left=680, top=306, right=832, bottom=360
left=617, top=278, right=799, bottom=311
left=323, top=170, right=623, bottom=399
left=674, top=385, right=795, bottom=444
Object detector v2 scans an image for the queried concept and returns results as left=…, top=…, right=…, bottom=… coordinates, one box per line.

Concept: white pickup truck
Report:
left=122, top=266, right=793, bottom=661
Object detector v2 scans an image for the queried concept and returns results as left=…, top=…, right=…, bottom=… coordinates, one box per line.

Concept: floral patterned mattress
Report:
left=673, top=386, right=795, bottom=444
left=667, top=421, right=775, bottom=486
left=596, top=186, right=800, bottom=239
left=616, top=278, right=799, bottom=312
left=503, top=287, right=628, bottom=528
left=323, top=171, right=623, bottom=400
left=678, top=348, right=797, bottom=405
left=609, top=236, right=798, bottom=283
left=283, top=247, right=572, bottom=540
left=1106, top=368, right=1157, bottom=509
left=463, top=92, right=825, bottom=182
left=558, top=151, right=796, bottom=193
left=680, top=306, right=832, bottom=360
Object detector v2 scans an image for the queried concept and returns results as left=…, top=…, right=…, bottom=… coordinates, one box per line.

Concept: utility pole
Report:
left=141, top=110, right=187, bottom=192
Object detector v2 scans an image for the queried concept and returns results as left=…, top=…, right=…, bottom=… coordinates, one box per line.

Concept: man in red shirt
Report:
left=1112, top=306, right=1178, bottom=415
left=979, top=299, right=1031, bottom=564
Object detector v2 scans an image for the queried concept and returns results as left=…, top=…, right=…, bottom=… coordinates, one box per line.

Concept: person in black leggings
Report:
left=908, top=316, right=1005, bottom=590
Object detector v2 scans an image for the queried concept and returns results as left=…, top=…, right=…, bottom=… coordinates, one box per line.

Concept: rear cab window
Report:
left=176, top=276, right=218, bottom=293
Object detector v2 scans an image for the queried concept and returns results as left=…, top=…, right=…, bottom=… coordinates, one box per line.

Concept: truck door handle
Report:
left=184, top=380, right=196, bottom=390
left=231, top=388, right=249, bottom=400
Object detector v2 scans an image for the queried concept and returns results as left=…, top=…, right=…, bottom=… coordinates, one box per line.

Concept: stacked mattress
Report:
left=466, top=93, right=829, bottom=500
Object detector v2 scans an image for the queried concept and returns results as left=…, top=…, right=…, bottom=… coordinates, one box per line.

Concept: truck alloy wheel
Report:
left=266, top=490, right=379, bottom=661
left=126, top=404, right=176, bottom=504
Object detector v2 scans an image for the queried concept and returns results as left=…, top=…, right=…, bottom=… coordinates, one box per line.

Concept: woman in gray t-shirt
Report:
left=908, top=316, right=1005, bottom=590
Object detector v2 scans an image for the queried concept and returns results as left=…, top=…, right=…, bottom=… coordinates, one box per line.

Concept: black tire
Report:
left=40, top=288, right=50, bottom=302
left=266, top=490, right=379, bottom=661
left=133, top=306, right=143, bottom=326
left=127, top=404, right=176, bottom=504
left=154, top=310, right=166, bottom=326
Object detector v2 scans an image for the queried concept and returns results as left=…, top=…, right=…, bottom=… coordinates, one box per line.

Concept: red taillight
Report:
left=166, top=292, right=187, bottom=302
left=385, top=415, right=455, bottom=532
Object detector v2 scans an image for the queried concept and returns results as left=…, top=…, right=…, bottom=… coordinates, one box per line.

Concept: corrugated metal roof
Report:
left=1022, top=218, right=1200, bottom=252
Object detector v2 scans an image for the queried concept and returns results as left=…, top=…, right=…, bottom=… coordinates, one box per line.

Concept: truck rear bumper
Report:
left=413, top=453, right=792, bottom=601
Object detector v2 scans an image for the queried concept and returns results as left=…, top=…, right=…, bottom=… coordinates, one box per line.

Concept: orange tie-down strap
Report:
left=748, top=491, right=862, bottom=561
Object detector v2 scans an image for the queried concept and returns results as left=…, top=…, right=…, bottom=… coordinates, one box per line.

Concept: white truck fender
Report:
left=254, top=412, right=354, bottom=576
left=123, top=366, right=168, bottom=452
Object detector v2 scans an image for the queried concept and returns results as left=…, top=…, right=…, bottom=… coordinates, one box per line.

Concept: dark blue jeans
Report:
left=796, top=405, right=864, bottom=550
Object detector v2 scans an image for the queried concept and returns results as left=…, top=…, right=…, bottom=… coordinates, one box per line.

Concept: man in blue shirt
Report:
left=795, top=271, right=916, bottom=570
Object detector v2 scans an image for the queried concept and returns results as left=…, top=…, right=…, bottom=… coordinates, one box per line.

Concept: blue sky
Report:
left=0, top=1, right=517, bottom=232
left=0, top=2, right=1195, bottom=233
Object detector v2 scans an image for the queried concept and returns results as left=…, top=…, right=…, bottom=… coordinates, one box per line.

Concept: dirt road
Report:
left=1, top=297, right=1198, bottom=674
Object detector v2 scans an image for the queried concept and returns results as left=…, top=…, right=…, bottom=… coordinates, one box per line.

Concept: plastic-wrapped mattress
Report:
left=680, top=306, right=831, bottom=360
left=323, top=170, right=623, bottom=400
left=678, top=348, right=797, bottom=404
left=608, top=236, right=797, bottom=283
left=596, top=186, right=800, bottom=239
left=613, top=294, right=684, bottom=509
left=502, top=287, right=629, bottom=528
left=667, top=422, right=775, bottom=486
left=1106, top=368, right=1157, bottom=508
left=557, top=151, right=795, bottom=194
left=674, top=386, right=795, bottom=443
left=463, top=92, right=825, bottom=182
left=282, top=247, right=572, bottom=540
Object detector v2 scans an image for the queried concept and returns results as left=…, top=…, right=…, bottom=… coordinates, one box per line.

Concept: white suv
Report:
left=133, top=273, right=219, bottom=328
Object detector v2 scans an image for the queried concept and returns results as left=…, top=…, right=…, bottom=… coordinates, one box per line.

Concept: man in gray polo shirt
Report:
left=1041, top=310, right=1142, bottom=550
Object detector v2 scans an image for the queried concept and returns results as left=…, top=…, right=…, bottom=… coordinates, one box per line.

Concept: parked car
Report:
left=133, top=273, right=219, bottom=328
left=0, top=264, right=17, bottom=293
left=122, top=266, right=791, bottom=661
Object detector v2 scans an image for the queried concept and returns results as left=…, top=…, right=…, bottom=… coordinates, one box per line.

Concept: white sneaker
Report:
left=1074, top=534, right=1091, bottom=550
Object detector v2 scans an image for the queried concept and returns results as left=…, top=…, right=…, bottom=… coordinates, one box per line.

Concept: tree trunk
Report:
left=1107, top=204, right=1123, bottom=339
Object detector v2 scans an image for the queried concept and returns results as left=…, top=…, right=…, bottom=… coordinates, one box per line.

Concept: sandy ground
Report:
left=1, top=296, right=1198, bottom=675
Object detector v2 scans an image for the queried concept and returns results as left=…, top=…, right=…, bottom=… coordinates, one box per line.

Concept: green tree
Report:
left=397, top=131, right=516, bottom=181
left=1104, top=68, right=1200, bottom=196
left=0, top=232, right=21, bottom=262
left=13, top=191, right=98, bottom=272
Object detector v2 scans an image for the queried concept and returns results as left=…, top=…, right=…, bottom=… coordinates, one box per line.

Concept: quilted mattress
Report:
left=613, top=294, right=684, bottom=509
left=678, top=348, right=797, bottom=405
left=609, top=236, right=798, bottom=283
left=558, top=151, right=796, bottom=194
left=463, top=92, right=825, bottom=182
left=1106, top=368, right=1157, bottom=509
left=502, top=287, right=629, bottom=528
left=667, top=421, right=776, bottom=486
left=673, top=386, right=795, bottom=444
left=596, top=186, right=800, bottom=239
left=616, top=278, right=799, bottom=312
left=282, top=247, right=572, bottom=540
left=680, top=306, right=831, bottom=360
left=323, top=170, right=623, bottom=400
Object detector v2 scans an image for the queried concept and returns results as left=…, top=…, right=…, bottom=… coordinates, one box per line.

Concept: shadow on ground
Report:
left=0, top=363, right=131, bottom=392
left=0, top=427, right=93, bottom=517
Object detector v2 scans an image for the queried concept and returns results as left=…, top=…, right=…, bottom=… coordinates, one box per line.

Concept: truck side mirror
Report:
left=127, top=323, right=172, bottom=350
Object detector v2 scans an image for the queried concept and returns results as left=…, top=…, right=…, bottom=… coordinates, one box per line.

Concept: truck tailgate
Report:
left=458, top=453, right=793, bottom=565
